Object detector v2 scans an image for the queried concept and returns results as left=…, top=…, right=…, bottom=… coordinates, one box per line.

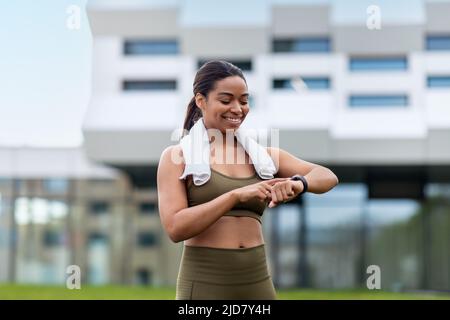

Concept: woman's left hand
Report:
left=268, top=179, right=304, bottom=208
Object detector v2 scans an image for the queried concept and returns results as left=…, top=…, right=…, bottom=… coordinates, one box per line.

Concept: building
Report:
left=0, top=146, right=179, bottom=286
left=2, top=0, right=449, bottom=291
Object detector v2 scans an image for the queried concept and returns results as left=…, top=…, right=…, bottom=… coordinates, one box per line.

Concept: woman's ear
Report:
left=195, top=93, right=206, bottom=113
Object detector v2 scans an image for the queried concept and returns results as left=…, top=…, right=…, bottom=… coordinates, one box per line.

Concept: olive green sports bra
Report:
left=186, top=167, right=268, bottom=224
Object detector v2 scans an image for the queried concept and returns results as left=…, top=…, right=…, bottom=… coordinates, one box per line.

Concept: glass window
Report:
left=273, top=37, right=330, bottom=53
left=304, top=184, right=366, bottom=288
left=87, top=232, right=110, bottom=284
left=43, top=230, right=62, bottom=247
left=427, top=76, right=450, bottom=88
left=88, top=232, right=108, bottom=242
left=89, top=201, right=109, bottom=215
left=349, top=57, right=407, bottom=71
left=42, top=178, right=69, bottom=194
left=123, top=80, right=177, bottom=91
left=137, top=232, right=157, bottom=247
left=349, top=95, right=408, bottom=107
left=426, top=35, right=450, bottom=51
left=198, top=59, right=252, bottom=71
left=139, top=202, right=156, bottom=215
left=366, top=199, right=422, bottom=291
left=273, top=77, right=330, bottom=90
left=123, top=40, right=178, bottom=55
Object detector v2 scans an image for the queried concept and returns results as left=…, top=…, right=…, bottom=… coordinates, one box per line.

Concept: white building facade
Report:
left=82, top=0, right=450, bottom=290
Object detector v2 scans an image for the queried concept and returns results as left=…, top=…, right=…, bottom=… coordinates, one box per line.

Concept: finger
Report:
left=275, top=189, right=284, bottom=203
left=257, top=190, right=268, bottom=201
left=287, top=185, right=294, bottom=197
left=271, top=189, right=277, bottom=206
left=259, top=185, right=272, bottom=198
left=266, top=178, right=288, bottom=185
left=288, top=184, right=295, bottom=197
left=281, top=187, right=289, bottom=201
left=260, top=182, right=275, bottom=192
left=268, top=200, right=279, bottom=208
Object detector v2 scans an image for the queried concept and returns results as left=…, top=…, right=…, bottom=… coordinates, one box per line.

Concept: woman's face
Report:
left=196, top=76, right=249, bottom=134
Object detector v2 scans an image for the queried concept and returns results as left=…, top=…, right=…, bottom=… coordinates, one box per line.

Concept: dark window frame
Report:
left=426, top=35, right=450, bottom=51
left=348, top=94, right=409, bottom=107
left=349, top=56, right=408, bottom=71
left=89, top=201, right=110, bottom=215
left=123, top=39, right=179, bottom=55
left=273, top=77, right=331, bottom=90
left=427, top=75, right=450, bottom=88
left=122, top=80, right=177, bottom=91
left=272, top=37, right=331, bottom=53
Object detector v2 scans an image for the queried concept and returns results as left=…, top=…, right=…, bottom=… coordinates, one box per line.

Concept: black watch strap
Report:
left=290, top=174, right=308, bottom=195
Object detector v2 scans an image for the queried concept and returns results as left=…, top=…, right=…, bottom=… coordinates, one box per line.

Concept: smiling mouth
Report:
left=222, top=116, right=242, bottom=124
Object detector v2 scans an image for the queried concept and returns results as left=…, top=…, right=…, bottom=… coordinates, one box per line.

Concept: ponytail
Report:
left=182, top=96, right=202, bottom=137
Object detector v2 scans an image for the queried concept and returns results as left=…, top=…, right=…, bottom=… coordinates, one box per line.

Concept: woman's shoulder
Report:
left=159, top=144, right=186, bottom=171
left=160, top=144, right=194, bottom=187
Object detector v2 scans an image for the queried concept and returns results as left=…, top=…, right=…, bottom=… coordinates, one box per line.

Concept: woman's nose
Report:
left=230, top=102, right=243, bottom=113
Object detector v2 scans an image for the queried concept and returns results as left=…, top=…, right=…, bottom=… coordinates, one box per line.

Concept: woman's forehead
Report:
left=212, top=76, right=247, bottom=94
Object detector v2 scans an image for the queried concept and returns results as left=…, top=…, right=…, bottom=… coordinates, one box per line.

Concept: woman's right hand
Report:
left=233, top=178, right=288, bottom=203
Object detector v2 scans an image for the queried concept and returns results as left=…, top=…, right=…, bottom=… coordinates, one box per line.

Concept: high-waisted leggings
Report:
left=176, top=243, right=277, bottom=300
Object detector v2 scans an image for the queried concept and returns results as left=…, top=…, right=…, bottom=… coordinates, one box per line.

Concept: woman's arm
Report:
left=157, top=145, right=241, bottom=243
left=267, top=147, right=339, bottom=194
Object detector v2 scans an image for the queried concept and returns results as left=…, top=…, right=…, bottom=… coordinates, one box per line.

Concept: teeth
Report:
left=224, top=117, right=241, bottom=123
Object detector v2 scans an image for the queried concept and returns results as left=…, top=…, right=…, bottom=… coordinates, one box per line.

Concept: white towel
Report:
left=179, top=117, right=277, bottom=186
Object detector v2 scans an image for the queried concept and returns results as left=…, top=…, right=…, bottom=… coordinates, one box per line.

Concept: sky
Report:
left=0, top=0, right=444, bottom=147
left=0, top=0, right=91, bottom=147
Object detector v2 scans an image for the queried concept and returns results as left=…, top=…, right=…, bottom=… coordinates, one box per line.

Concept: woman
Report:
left=157, top=60, right=339, bottom=300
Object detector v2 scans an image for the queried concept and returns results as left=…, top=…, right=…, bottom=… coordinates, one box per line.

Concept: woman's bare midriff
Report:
left=184, top=215, right=264, bottom=249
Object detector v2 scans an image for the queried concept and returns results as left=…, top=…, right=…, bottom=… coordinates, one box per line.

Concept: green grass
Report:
left=1, top=284, right=449, bottom=300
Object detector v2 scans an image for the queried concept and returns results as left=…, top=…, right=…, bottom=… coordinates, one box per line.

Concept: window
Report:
left=198, top=59, right=252, bottom=71
left=137, top=232, right=157, bottom=247
left=426, top=35, right=450, bottom=51
left=123, top=80, right=177, bottom=91
left=349, top=57, right=407, bottom=71
left=43, top=230, right=62, bottom=247
left=43, top=178, right=69, bottom=194
left=123, top=40, right=178, bottom=55
left=427, top=76, right=450, bottom=88
left=349, top=95, right=409, bottom=107
left=273, top=37, right=330, bottom=53
left=88, top=232, right=108, bottom=243
left=89, top=201, right=109, bottom=215
left=139, top=202, right=156, bottom=215
left=273, top=77, right=330, bottom=90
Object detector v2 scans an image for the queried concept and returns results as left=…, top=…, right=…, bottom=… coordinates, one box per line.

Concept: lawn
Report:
left=0, top=285, right=449, bottom=300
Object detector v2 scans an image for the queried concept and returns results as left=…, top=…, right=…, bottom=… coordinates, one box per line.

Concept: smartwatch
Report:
left=290, top=174, right=308, bottom=196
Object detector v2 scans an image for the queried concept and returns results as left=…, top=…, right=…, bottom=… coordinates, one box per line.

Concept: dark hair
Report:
left=182, top=60, right=247, bottom=136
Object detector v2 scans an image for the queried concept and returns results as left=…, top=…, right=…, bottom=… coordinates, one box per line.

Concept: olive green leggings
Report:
left=176, top=243, right=277, bottom=300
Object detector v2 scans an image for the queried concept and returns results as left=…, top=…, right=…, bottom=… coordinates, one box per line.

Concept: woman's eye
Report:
left=220, top=101, right=230, bottom=105
left=240, top=101, right=248, bottom=105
